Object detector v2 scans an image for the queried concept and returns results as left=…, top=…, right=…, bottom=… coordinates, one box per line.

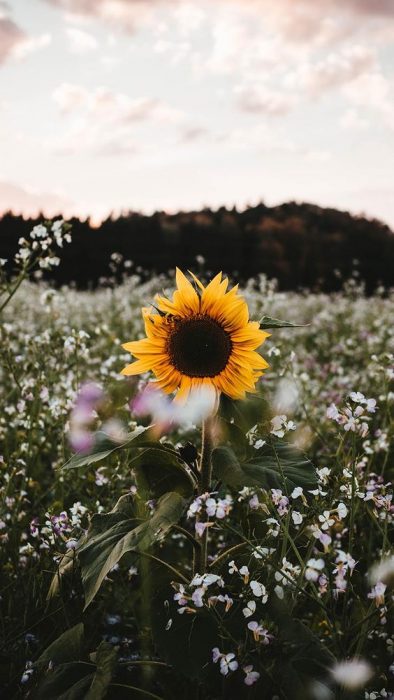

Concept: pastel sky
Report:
left=0, top=0, right=394, bottom=226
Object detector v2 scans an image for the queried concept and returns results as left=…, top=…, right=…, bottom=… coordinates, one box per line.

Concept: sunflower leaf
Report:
left=62, top=426, right=159, bottom=470
left=131, top=447, right=197, bottom=497
left=270, top=603, right=336, bottom=698
left=212, top=440, right=317, bottom=492
left=216, top=418, right=249, bottom=459
left=78, top=491, right=186, bottom=608
left=34, top=662, right=93, bottom=700
left=47, top=547, right=78, bottom=600
left=219, top=394, right=270, bottom=432
left=34, top=623, right=85, bottom=673
left=85, top=642, right=117, bottom=700
left=259, top=315, right=309, bottom=329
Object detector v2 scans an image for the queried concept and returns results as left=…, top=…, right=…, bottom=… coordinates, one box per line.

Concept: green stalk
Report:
left=193, top=416, right=215, bottom=574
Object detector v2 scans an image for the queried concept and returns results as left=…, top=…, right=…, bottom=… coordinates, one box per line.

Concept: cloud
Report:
left=234, top=83, right=296, bottom=116
left=304, top=149, right=331, bottom=162
left=340, top=108, right=370, bottom=131
left=179, top=126, right=210, bottom=143
left=343, top=72, right=394, bottom=131
left=53, top=83, right=183, bottom=123
left=11, top=33, right=52, bottom=60
left=50, top=83, right=185, bottom=155
left=288, top=45, right=376, bottom=95
left=65, top=27, right=98, bottom=53
left=0, top=180, right=73, bottom=217
left=41, top=0, right=394, bottom=55
left=172, top=3, right=206, bottom=35
left=236, top=0, right=394, bottom=20
left=215, top=122, right=297, bottom=154
left=52, top=83, right=87, bottom=112
left=339, top=0, right=394, bottom=16
left=0, top=3, right=51, bottom=64
left=0, top=17, right=26, bottom=65
left=153, top=38, right=192, bottom=65
left=44, top=0, right=169, bottom=33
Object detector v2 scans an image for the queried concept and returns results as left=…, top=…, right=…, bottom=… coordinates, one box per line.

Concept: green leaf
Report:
left=273, top=610, right=336, bottom=699
left=259, top=315, right=308, bottom=329
left=85, top=642, right=117, bottom=700
left=219, top=394, right=270, bottom=432
left=35, top=623, right=85, bottom=673
left=212, top=440, right=317, bottom=492
left=36, top=663, right=93, bottom=700
left=35, top=638, right=117, bottom=700
left=48, top=495, right=135, bottom=599
left=47, top=547, right=77, bottom=599
left=131, top=447, right=197, bottom=497
left=210, top=446, right=246, bottom=485
left=153, top=606, right=221, bottom=680
left=216, top=418, right=249, bottom=459
left=78, top=491, right=186, bottom=608
left=62, top=426, right=157, bottom=470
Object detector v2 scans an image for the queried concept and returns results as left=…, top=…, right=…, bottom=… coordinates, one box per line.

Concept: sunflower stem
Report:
left=193, top=416, right=215, bottom=575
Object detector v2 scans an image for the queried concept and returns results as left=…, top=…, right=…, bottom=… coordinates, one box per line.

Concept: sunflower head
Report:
left=121, top=269, right=270, bottom=403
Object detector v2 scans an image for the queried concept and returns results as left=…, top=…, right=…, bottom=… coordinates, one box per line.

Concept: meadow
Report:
left=0, top=224, right=393, bottom=699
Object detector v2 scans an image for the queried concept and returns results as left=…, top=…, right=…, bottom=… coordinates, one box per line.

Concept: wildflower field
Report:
left=0, top=224, right=393, bottom=700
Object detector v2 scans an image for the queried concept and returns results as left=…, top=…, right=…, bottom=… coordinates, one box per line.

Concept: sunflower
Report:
left=121, top=269, right=270, bottom=402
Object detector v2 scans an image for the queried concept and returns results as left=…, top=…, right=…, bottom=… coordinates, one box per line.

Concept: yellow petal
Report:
left=121, top=358, right=154, bottom=376
left=122, top=338, right=165, bottom=355
left=187, top=270, right=205, bottom=291
left=173, top=376, right=192, bottom=404
left=201, top=272, right=228, bottom=314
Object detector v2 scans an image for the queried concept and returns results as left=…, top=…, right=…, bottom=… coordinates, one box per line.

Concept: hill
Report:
left=0, top=201, right=393, bottom=291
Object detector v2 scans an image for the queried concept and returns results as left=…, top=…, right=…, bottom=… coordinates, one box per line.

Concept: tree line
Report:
left=0, top=201, right=393, bottom=292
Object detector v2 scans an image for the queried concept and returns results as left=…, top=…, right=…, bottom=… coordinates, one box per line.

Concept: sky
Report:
left=0, top=0, right=393, bottom=226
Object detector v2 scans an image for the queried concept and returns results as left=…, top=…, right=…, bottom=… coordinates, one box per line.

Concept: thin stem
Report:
left=209, top=542, right=248, bottom=569
left=171, top=524, right=201, bottom=552
left=0, top=261, right=33, bottom=315
left=200, top=416, right=214, bottom=491
left=108, top=684, right=164, bottom=700
left=193, top=416, right=215, bottom=574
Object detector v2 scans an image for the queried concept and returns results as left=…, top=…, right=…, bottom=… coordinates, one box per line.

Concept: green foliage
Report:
left=86, top=642, right=118, bottom=700
left=212, top=440, right=318, bottom=492
left=35, top=662, right=93, bottom=700
left=219, top=394, right=270, bottom=432
left=34, top=632, right=117, bottom=700
left=259, top=315, right=309, bottom=329
left=62, top=427, right=156, bottom=470
left=152, top=606, right=221, bottom=681
left=2, top=203, right=393, bottom=292
left=47, top=547, right=77, bottom=600
left=273, top=610, right=336, bottom=699
left=131, top=447, right=197, bottom=497
left=34, top=623, right=84, bottom=673
left=1, top=269, right=393, bottom=699
left=78, top=492, right=186, bottom=608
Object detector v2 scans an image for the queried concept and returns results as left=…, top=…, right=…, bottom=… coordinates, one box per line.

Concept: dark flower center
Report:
left=167, top=316, right=232, bottom=377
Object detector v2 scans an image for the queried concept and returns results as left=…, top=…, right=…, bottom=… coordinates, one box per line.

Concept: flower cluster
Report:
left=326, top=392, right=377, bottom=437
left=0, top=267, right=393, bottom=698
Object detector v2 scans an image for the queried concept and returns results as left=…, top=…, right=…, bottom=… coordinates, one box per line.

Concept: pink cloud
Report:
left=234, top=83, right=296, bottom=116
left=343, top=0, right=394, bottom=15
left=44, top=0, right=171, bottom=33
left=50, top=83, right=184, bottom=155
left=0, top=180, right=73, bottom=217
left=0, top=4, right=51, bottom=65
left=289, top=45, right=376, bottom=95
left=0, top=17, right=26, bottom=64
left=53, top=83, right=183, bottom=123
left=238, top=0, right=394, bottom=19
left=65, top=27, right=98, bottom=53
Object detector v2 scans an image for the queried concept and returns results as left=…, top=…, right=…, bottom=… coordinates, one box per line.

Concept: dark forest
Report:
left=1, top=201, right=393, bottom=291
